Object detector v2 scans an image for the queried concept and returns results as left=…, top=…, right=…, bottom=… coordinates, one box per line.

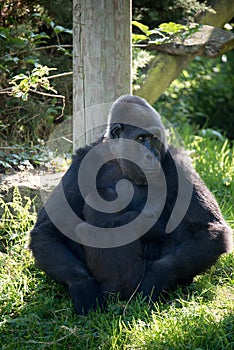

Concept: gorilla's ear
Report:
left=110, top=124, right=123, bottom=139
left=104, top=123, right=123, bottom=139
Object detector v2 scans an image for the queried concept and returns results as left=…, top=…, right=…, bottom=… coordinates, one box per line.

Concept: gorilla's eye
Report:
left=137, top=135, right=151, bottom=143
left=153, top=135, right=162, bottom=146
left=137, top=135, right=146, bottom=143
left=111, top=124, right=123, bottom=138
left=153, top=135, right=160, bottom=143
left=137, top=135, right=145, bottom=143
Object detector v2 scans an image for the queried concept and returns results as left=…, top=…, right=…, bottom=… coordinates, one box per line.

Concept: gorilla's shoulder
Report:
left=166, top=145, right=193, bottom=171
left=72, top=137, right=103, bottom=162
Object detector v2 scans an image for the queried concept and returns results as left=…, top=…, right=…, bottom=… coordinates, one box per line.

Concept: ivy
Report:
left=0, top=144, right=71, bottom=173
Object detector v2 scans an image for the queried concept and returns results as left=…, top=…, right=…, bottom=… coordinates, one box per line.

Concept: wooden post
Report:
left=73, top=0, right=132, bottom=150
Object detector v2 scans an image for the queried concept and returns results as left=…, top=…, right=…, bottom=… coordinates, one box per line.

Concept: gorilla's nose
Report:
left=144, top=152, right=155, bottom=163
left=143, top=152, right=159, bottom=171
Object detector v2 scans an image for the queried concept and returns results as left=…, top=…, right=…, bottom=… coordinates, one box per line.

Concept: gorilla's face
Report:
left=108, top=123, right=165, bottom=184
left=103, top=95, right=167, bottom=185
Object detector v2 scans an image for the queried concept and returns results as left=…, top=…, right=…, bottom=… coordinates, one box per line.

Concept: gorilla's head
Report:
left=104, top=95, right=167, bottom=184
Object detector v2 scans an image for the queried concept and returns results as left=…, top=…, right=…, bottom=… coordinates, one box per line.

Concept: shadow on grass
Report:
left=0, top=251, right=233, bottom=350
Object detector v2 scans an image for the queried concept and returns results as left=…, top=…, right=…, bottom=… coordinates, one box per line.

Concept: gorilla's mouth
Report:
left=141, top=167, right=160, bottom=174
left=142, top=169, right=157, bottom=172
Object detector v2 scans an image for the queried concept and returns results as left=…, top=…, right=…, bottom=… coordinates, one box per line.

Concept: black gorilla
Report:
left=30, top=95, right=233, bottom=314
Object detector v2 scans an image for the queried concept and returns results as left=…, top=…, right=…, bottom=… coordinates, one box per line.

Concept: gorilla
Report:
left=30, top=95, right=233, bottom=314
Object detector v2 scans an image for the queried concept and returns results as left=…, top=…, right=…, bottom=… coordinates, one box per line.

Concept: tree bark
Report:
left=73, top=0, right=131, bottom=148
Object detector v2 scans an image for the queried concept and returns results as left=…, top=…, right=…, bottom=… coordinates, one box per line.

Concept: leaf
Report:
left=50, top=20, right=55, bottom=28
left=22, top=92, right=28, bottom=101
left=0, top=64, right=10, bottom=73
left=0, top=160, right=12, bottom=168
left=11, top=154, right=21, bottom=160
left=7, top=38, right=26, bottom=47
left=4, top=56, right=20, bottom=63
left=159, top=22, right=186, bottom=35
left=57, top=47, right=72, bottom=56
left=0, top=28, right=9, bottom=39
left=25, top=57, right=39, bottom=65
left=10, top=73, right=28, bottom=82
left=147, top=28, right=165, bottom=37
left=0, top=32, right=7, bottom=39
left=54, top=25, right=72, bottom=35
left=132, top=21, right=149, bottom=35
left=183, top=70, right=190, bottom=78
left=30, top=32, right=50, bottom=40
left=46, top=107, right=58, bottom=115
left=132, top=34, right=148, bottom=43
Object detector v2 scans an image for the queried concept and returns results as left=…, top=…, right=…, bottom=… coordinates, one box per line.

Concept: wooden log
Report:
left=135, top=25, right=234, bottom=58
left=73, top=0, right=131, bottom=149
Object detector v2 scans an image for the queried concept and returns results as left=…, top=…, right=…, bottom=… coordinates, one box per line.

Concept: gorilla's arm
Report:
left=139, top=150, right=233, bottom=300
left=81, top=187, right=143, bottom=296
left=140, top=223, right=232, bottom=301
left=30, top=143, right=104, bottom=314
left=30, top=209, right=104, bottom=314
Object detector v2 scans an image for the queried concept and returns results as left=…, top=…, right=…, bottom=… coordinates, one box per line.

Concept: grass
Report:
left=0, top=125, right=233, bottom=350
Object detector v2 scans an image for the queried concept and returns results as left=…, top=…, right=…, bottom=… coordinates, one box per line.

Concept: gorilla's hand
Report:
left=68, top=277, right=104, bottom=315
left=82, top=209, right=139, bottom=229
left=139, top=260, right=174, bottom=302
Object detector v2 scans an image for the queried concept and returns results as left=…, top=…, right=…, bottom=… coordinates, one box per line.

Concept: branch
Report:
left=32, top=44, right=73, bottom=52
left=47, top=71, right=73, bottom=80
left=135, top=25, right=234, bottom=58
left=29, top=89, right=65, bottom=120
left=0, top=45, right=73, bottom=59
left=138, top=0, right=234, bottom=104
left=0, top=72, right=73, bottom=95
left=0, top=87, right=12, bottom=94
left=28, top=89, right=65, bottom=100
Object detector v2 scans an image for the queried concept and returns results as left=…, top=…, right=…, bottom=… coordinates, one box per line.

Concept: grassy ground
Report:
left=0, top=125, right=233, bottom=350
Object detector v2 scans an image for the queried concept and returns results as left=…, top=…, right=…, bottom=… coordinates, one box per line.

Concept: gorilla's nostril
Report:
left=145, top=153, right=154, bottom=162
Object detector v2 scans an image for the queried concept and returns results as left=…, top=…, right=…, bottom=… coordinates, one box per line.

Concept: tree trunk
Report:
left=137, top=0, right=234, bottom=104
left=73, top=0, right=131, bottom=149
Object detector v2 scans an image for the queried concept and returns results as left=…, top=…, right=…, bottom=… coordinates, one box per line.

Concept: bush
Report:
left=0, top=1, right=72, bottom=146
left=155, top=52, right=234, bottom=139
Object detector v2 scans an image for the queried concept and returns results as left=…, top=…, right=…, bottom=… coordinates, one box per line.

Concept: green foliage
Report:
left=0, top=2, right=72, bottom=145
left=0, top=145, right=51, bottom=172
left=132, top=20, right=198, bottom=92
left=132, top=20, right=200, bottom=45
left=133, top=0, right=210, bottom=28
left=155, top=52, right=234, bottom=139
left=0, top=95, right=64, bottom=145
left=180, top=126, right=234, bottom=215
left=0, top=187, right=37, bottom=252
left=0, top=144, right=72, bottom=173
left=10, top=65, right=57, bottom=101
left=159, top=22, right=187, bottom=35
left=132, top=47, right=154, bottom=91
left=38, top=0, right=72, bottom=30
left=0, top=25, right=50, bottom=77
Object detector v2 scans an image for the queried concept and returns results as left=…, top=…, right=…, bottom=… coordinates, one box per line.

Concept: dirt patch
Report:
left=0, top=170, right=65, bottom=214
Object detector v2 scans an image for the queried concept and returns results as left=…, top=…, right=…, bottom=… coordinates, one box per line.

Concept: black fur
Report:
left=30, top=95, right=233, bottom=314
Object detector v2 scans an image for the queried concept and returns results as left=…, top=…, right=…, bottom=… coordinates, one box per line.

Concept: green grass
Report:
left=0, top=125, right=233, bottom=350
